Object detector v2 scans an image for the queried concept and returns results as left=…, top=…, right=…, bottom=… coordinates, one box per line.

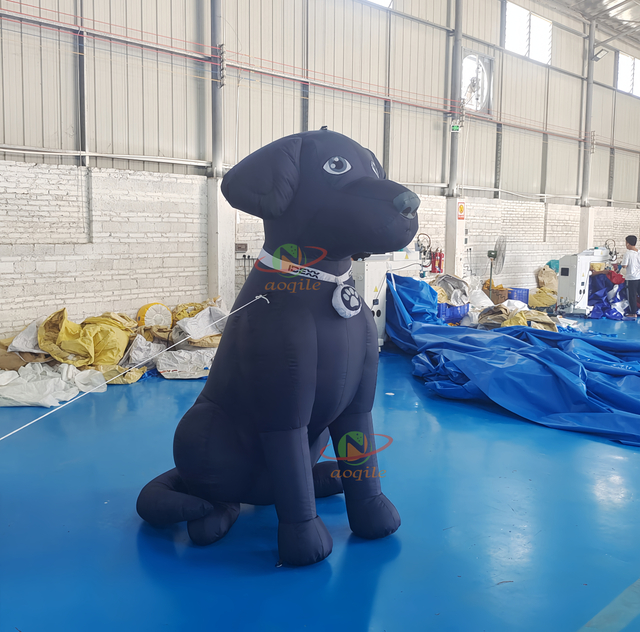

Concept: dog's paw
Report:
left=342, top=286, right=361, bottom=309
left=346, top=493, right=401, bottom=540
left=277, top=516, right=333, bottom=566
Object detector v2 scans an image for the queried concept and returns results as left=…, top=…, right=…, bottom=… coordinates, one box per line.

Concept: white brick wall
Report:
left=233, top=194, right=447, bottom=293
left=593, top=207, right=640, bottom=259
left=0, top=160, right=208, bottom=338
left=4, top=156, right=638, bottom=341
left=465, top=199, right=582, bottom=290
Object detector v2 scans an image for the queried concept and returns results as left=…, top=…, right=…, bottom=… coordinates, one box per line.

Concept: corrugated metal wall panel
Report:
left=224, top=69, right=302, bottom=165
left=614, top=93, right=640, bottom=152
left=546, top=136, right=580, bottom=197
left=593, top=48, right=615, bottom=87
left=22, top=23, right=44, bottom=149
left=500, top=55, right=547, bottom=131
left=551, top=26, right=584, bottom=76
left=308, top=85, right=383, bottom=159
left=1, top=21, right=25, bottom=146
left=613, top=150, right=639, bottom=203
left=308, top=0, right=387, bottom=94
left=389, top=105, right=444, bottom=184
left=391, top=0, right=449, bottom=27
left=460, top=118, right=496, bottom=190
left=590, top=146, right=611, bottom=202
left=501, top=127, right=543, bottom=194
left=462, top=0, right=500, bottom=46
left=592, top=84, right=614, bottom=145
left=224, top=0, right=305, bottom=76
left=547, top=70, right=582, bottom=136
left=389, top=16, right=447, bottom=110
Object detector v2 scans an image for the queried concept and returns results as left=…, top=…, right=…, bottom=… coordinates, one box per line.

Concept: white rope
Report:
left=0, top=295, right=270, bottom=443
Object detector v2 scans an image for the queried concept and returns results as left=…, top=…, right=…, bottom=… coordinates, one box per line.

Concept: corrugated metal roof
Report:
left=550, top=0, right=640, bottom=43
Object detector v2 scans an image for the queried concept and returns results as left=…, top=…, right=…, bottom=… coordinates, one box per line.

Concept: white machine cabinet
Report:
left=352, top=252, right=421, bottom=349
left=557, top=248, right=610, bottom=315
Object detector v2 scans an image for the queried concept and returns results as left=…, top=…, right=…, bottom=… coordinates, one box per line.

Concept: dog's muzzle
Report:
left=394, top=191, right=420, bottom=219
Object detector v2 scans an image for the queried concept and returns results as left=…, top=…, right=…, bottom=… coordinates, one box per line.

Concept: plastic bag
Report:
left=469, top=289, right=494, bottom=310
left=171, top=306, right=229, bottom=348
left=7, top=317, right=46, bottom=354
left=156, top=348, right=217, bottom=379
left=0, top=362, right=106, bottom=407
left=120, top=334, right=166, bottom=369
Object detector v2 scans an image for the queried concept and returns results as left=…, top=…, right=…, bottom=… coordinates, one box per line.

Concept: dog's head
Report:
left=222, top=129, right=420, bottom=260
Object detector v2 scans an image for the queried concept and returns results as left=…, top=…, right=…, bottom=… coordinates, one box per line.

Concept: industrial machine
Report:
left=557, top=247, right=612, bottom=315
left=352, top=251, right=421, bottom=349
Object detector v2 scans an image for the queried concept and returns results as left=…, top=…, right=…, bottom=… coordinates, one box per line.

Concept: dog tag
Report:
left=332, top=284, right=362, bottom=319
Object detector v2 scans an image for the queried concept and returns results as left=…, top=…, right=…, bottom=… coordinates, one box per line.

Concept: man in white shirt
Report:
left=621, top=235, right=640, bottom=318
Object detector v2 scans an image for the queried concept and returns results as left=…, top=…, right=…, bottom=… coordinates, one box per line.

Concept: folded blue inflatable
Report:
left=386, top=274, right=640, bottom=445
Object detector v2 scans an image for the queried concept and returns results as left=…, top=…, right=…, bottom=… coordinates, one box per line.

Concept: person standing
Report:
left=621, top=235, right=640, bottom=318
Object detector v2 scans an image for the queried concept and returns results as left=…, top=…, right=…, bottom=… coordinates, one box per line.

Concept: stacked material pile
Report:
left=528, top=265, right=558, bottom=309
left=0, top=297, right=228, bottom=407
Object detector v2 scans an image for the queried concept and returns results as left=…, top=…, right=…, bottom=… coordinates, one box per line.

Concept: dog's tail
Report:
left=136, top=468, right=213, bottom=527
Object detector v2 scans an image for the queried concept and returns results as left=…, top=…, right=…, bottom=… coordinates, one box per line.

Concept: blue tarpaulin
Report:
left=385, top=273, right=640, bottom=445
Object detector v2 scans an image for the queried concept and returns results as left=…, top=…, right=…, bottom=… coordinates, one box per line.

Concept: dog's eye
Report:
left=371, top=161, right=380, bottom=178
left=323, top=156, right=351, bottom=175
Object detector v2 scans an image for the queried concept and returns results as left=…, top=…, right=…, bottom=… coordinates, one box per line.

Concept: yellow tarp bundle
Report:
left=502, top=309, right=557, bottom=332
left=172, top=296, right=221, bottom=323
left=90, top=364, right=146, bottom=384
left=84, top=312, right=139, bottom=340
left=482, top=279, right=505, bottom=292
left=528, top=286, right=557, bottom=308
left=430, top=286, right=449, bottom=304
left=38, top=308, right=130, bottom=367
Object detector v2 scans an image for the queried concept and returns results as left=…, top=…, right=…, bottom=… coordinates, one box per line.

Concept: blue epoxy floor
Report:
left=2, top=319, right=640, bottom=631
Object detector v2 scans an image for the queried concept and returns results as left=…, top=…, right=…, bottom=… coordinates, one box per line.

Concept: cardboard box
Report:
left=483, top=288, right=508, bottom=305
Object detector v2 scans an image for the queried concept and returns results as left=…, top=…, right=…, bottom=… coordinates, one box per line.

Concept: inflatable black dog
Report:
left=137, top=129, right=420, bottom=566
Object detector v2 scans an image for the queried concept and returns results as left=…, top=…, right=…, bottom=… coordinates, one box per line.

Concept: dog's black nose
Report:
left=394, top=191, right=420, bottom=219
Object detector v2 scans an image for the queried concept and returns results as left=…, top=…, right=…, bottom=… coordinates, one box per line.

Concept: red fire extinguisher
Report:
left=438, top=249, right=444, bottom=273
left=431, top=250, right=438, bottom=273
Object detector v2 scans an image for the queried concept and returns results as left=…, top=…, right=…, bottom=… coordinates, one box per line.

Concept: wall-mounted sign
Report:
left=457, top=202, right=465, bottom=220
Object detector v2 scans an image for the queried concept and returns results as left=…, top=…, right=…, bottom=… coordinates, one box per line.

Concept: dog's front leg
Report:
left=329, top=411, right=401, bottom=540
left=260, top=426, right=333, bottom=566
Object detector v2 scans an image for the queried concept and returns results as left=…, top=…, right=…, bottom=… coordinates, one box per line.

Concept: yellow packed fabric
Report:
left=536, top=265, right=558, bottom=292
left=590, top=262, right=605, bottom=272
left=187, top=334, right=223, bottom=348
left=482, top=279, right=505, bottom=292
left=84, top=312, right=139, bottom=340
left=0, top=349, right=51, bottom=371
left=502, top=309, right=557, bottom=332
left=430, top=286, right=449, bottom=304
left=38, top=309, right=130, bottom=367
left=528, top=286, right=557, bottom=308
left=172, top=296, right=221, bottom=323
left=90, top=364, right=146, bottom=384
left=137, top=325, right=172, bottom=343
left=502, top=311, right=528, bottom=328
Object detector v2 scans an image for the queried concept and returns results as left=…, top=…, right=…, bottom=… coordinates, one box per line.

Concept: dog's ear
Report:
left=221, top=135, right=302, bottom=219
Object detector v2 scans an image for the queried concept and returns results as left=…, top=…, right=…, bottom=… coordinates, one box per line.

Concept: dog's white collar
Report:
left=257, top=248, right=362, bottom=319
left=257, top=248, right=352, bottom=285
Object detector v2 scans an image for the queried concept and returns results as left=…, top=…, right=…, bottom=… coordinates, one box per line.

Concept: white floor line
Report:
left=577, top=579, right=640, bottom=631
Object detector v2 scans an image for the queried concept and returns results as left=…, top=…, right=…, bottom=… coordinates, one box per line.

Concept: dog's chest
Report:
left=309, top=315, right=369, bottom=426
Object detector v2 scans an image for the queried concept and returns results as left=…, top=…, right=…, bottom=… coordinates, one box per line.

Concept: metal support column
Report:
left=211, top=0, right=223, bottom=178
left=580, top=20, right=596, bottom=207
left=207, top=0, right=235, bottom=308
left=77, top=0, right=87, bottom=169
left=446, top=0, right=462, bottom=197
